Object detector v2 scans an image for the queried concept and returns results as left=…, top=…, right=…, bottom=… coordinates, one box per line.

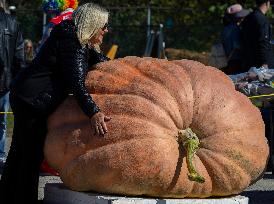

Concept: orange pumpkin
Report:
left=44, top=57, right=269, bottom=198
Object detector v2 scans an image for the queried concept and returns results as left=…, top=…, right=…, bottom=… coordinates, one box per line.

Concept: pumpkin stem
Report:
left=178, top=128, right=205, bottom=183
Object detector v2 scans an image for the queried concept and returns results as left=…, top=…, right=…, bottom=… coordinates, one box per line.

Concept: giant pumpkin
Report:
left=44, top=57, right=269, bottom=198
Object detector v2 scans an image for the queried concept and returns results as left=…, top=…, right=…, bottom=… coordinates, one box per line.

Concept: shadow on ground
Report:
left=241, top=191, right=274, bottom=204
left=263, top=173, right=274, bottom=179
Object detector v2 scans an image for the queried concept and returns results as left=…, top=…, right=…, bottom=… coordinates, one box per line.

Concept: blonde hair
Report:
left=72, top=3, right=108, bottom=50
left=0, top=0, right=8, bottom=12
left=24, top=39, right=34, bottom=63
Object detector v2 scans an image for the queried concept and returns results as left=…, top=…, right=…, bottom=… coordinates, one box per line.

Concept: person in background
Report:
left=221, top=4, right=250, bottom=75
left=40, top=0, right=78, bottom=175
left=241, top=0, right=274, bottom=71
left=241, top=0, right=274, bottom=172
left=23, top=39, right=35, bottom=68
left=0, top=0, right=24, bottom=165
left=40, top=0, right=78, bottom=46
left=0, top=3, right=111, bottom=204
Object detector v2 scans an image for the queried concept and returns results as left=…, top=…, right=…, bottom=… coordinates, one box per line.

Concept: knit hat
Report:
left=227, top=4, right=250, bottom=18
left=42, top=0, right=78, bottom=14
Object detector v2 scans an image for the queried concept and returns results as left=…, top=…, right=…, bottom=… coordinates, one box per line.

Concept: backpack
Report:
left=209, top=41, right=228, bottom=69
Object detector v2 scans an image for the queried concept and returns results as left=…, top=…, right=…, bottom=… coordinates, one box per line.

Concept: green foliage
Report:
left=16, top=10, right=43, bottom=42
left=11, top=0, right=274, bottom=55
left=7, top=112, right=14, bottom=137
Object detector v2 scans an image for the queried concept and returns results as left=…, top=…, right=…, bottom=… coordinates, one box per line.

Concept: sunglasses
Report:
left=101, top=23, right=109, bottom=31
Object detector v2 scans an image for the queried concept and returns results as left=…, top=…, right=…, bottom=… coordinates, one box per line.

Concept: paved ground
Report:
left=241, top=172, right=274, bottom=204
left=38, top=173, right=274, bottom=203
left=1, top=137, right=274, bottom=204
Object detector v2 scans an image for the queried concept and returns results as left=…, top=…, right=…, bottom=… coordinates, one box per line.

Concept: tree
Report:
left=9, top=0, right=274, bottom=54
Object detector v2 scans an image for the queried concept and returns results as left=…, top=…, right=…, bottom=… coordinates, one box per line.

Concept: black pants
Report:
left=0, top=95, right=47, bottom=204
left=222, top=59, right=243, bottom=75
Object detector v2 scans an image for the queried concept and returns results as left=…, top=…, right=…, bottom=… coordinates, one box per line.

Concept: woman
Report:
left=220, top=4, right=250, bottom=75
left=23, top=39, right=35, bottom=67
left=0, top=3, right=111, bottom=204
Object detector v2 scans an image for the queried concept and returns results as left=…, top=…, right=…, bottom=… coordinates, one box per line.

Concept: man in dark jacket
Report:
left=241, top=0, right=274, bottom=72
left=241, top=0, right=274, bottom=172
left=0, top=0, right=24, bottom=164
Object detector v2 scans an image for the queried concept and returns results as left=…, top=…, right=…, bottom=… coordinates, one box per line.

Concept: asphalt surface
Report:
left=0, top=172, right=270, bottom=203
left=242, top=172, right=274, bottom=204
left=1, top=137, right=274, bottom=204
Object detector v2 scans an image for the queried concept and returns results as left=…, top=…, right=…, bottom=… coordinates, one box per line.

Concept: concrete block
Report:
left=44, top=183, right=249, bottom=204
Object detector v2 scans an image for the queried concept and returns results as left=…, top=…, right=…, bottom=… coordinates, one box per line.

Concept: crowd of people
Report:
left=217, top=0, right=274, bottom=100
left=220, top=0, right=274, bottom=172
left=220, top=0, right=274, bottom=75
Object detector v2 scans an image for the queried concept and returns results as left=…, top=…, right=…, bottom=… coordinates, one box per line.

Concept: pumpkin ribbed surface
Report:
left=44, top=57, right=268, bottom=198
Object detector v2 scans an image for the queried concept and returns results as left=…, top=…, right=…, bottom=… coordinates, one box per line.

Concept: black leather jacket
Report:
left=0, top=9, right=24, bottom=95
left=11, top=20, right=109, bottom=117
left=241, top=8, right=274, bottom=71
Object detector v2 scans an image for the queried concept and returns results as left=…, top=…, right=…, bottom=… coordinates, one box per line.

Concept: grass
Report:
left=7, top=113, right=14, bottom=138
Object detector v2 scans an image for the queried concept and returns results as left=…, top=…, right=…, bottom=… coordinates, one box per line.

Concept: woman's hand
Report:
left=90, top=112, right=111, bottom=136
